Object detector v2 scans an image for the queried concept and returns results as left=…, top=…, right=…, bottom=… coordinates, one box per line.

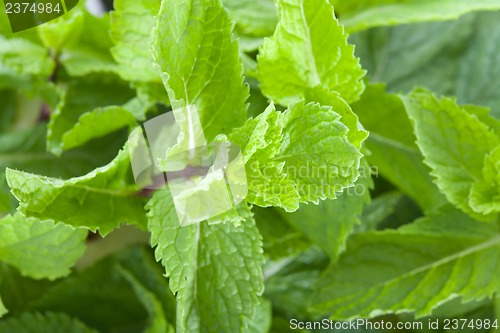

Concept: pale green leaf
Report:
left=463, top=105, right=500, bottom=137
left=151, top=0, right=248, bottom=140
left=0, top=176, right=11, bottom=214
left=6, top=143, right=147, bottom=235
left=0, top=312, right=98, bottom=333
left=0, top=213, right=87, bottom=280
left=247, top=299, right=272, bottom=333
left=257, top=0, right=365, bottom=105
left=470, top=145, right=500, bottom=215
left=0, top=124, right=126, bottom=215
left=224, top=0, right=277, bottom=37
left=351, top=84, right=447, bottom=211
left=133, top=81, right=171, bottom=110
left=239, top=36, right=264, bottom=53
left=334, top=0, right=500, bottom=33
left=277, top=101, right=363, bottom=203
left=61, top=106, right=137, bottom=151
left=0, top=296, right=6, bottom=318
left=402, top=88, right=500, bottom=221
left=304, top=86, right=367, bottom=149
left=229, top=103, right=300, bottom=210
left=312, top=206, right=500, bottom=319
left=229, top=104, right=282, bottom=162
left=37, top=6, right=84, bottom=51
left=146, top=190, right=264, bottom=333
left=230, top=101, right=363, bottom=211
left=59, top=12, right=118, bottom=76
left=110, top=0, right=161, bottom=82
left=47, top=74, right=135, bottom=155
left=0, top=36, right=54, bottom=77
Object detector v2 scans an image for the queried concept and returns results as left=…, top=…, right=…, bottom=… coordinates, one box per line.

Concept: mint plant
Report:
left=1, top=0, right=500, bottom=332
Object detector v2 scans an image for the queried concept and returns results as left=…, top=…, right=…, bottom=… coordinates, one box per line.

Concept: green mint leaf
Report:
left=402, top=88, right=500, bottom=221
left=352, top=12, right=500, bottom=118
left=47, top=74, right=135, bottom=155
left=0, top=125, right=124, bottom=179
left=229, top=103, right=300, bottom=211
left=132, top=81, right=171, bottom=110
left=247, top=299, right=272, bottom=333
left=0, top=312, right=98, bottom=333
left=0, top=213, right=86, bottom=280
left=146, top=190, right=264, bottom=332
left=151, top=0, right=248, bottom=140
left=224, top=0, right=277, bottom=37
left=463, top=105, right=500, bottom=137
left=5, top=143, right=147, bottom=235
left=61, top=106, right=137, bottom=152
left=276, top=101, right=363, bottom=203
left=37, top=7, right=84, bottom=51
left=229, top=104, right=282, bottom=162
left=0, top=176, right=11, bottom=214
left=0, top=299, right=5, bottom=317
left=230, top=101, right=363, bottom=211
left=110, top=0, right=162, bottom=82
left=59, top=12, right=118, bottom=76
left=0, top=125, right=126, bottom=216
left=351, top=84, right=447, bottom=211
left=0, top=36, right=54, bottom=77
left=257, top=0, right=365, bottom=105
left=334, top=0, right=500, bottom=33
left=304, top=86, right=368, bottom=149
left=278, top=158, right=372, bottom=259
left=312, top=206, right=500, bottom=319
left=350, top=15, right=472, bottom=95
left=469, top=146, right=500, bottom=215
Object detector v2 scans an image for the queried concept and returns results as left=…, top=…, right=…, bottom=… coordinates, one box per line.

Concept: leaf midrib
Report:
left=330, top=234, right=500, bottom=305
